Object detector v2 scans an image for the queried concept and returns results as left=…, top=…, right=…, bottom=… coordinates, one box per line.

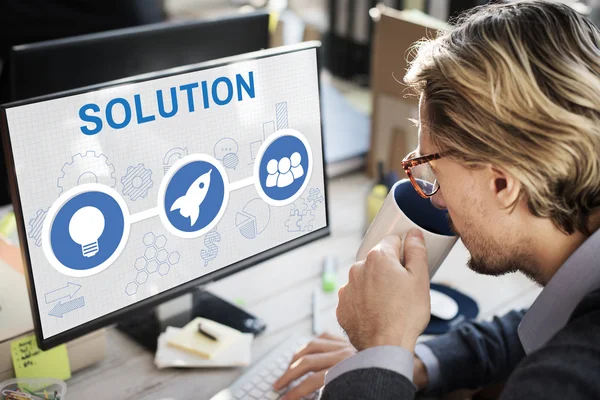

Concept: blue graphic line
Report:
left=44, top=282, right=82, bottom=304
left=276, top=102, right=288, bottom=130
left=48, top=296, right=85, bottom=318
left=127, top=232, right=183, bottom=295
left=200, top=227, right=221, bottom=267
left=307, top=188, right=324, bottom=210
left=163, top=147, right=189, bottom=175
left=57, top=151, right=116, bottom=195
left=121, top=163, right=154, bottom=200
left=263, top=121, right=275, bottom=139
left=28, top=208, right=48, bottom=247
left=285, top=197, right=315, bottom=232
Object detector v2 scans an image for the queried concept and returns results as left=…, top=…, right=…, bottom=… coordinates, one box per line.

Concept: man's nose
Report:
left=430, top=190, right=447, bottom=210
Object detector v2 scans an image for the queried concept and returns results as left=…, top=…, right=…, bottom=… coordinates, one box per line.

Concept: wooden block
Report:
left=270, top=18, right=284, bottom=48
left=303, top=23, right=321, bottom=42
left=388, top=126, right=410, bottom=177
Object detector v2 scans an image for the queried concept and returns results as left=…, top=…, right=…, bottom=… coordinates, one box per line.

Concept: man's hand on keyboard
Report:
left=273, top=332, right=356, bottom=400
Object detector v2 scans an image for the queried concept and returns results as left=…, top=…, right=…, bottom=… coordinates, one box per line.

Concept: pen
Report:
left=312, top=288, right=321, bottom=335
left=198, top=323, right=219, bottom=341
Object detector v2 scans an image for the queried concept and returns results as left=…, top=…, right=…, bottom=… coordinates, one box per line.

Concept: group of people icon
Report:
left=266, top=152, right=304, bottom=188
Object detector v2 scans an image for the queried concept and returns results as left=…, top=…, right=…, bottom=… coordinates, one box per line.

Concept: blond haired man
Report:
left=273, top=1, right=600, bottom=398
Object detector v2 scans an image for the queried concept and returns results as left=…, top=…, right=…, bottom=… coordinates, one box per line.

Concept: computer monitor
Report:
left=8, top=11, right=270, bottom=102
left=0, top=11, right=270, bottom=208
left=0, top=42, right=329, bottom=350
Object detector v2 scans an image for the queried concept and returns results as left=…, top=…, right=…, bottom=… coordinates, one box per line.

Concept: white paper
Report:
left=154, top=326, right=253, bottom=369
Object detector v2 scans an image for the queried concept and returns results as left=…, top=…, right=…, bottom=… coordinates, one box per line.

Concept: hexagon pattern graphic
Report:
left=125, top=232, right=182, bottom=296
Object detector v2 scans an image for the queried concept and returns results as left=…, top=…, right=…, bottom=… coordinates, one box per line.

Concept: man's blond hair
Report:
left=405, top=0, right=600, bottom=235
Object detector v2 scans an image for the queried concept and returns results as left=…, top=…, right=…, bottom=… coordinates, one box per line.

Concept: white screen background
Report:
left=5, top=48, right=327, bottom=339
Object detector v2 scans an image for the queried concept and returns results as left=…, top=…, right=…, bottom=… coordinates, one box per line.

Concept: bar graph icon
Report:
left=263, top=121, right=275, bottom=139
left=249, top=102, right=289, bottom=165
left=276, top=102, right=288, bottom=130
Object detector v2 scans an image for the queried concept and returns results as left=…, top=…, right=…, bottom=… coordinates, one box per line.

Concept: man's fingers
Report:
left=371, top=235, right=403, bottom=262
left=288, top=338, right=350, bottom=366
left=336, top=283, right=352, bottom=332
left=403, top=229, right=429, bottom=278
left=280, top=370, right=326, bottom=400
left=317, top=332, right=347, bottom=342
left=274, top=352, right=346, bottom=391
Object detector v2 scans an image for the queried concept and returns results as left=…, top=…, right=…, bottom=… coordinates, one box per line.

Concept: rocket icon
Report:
left=170, top=169, right=212, bottom=226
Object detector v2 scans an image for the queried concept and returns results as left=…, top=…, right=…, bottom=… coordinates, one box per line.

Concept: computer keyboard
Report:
left=210, top=334, right=320, bottom=400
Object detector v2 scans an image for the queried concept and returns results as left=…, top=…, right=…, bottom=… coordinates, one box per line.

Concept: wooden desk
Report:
left=67, top=173, right=540, bottom=399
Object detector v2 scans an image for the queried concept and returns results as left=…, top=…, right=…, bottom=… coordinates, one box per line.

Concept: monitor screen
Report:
left=1, top=43, right=328, bottom=349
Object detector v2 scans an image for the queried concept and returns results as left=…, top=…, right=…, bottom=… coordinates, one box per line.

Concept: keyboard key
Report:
left=214, top=337, right=316, bottom=400
left=266, top=391, right=280, bottom=400
left=242, top=383, right=253, bottom=392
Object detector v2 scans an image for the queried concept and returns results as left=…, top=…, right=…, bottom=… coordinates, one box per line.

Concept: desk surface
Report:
left=67, top=173, right=541, bottom=399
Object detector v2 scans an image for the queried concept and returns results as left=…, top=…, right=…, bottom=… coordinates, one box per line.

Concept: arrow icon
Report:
left=48, top=296, right=85, bottom=318
left=44, top=282, right=82, bottom=304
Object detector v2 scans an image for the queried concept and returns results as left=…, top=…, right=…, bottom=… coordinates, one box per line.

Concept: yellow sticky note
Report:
left=11, top=335, right=71, bottom=380
left=167, top=317, right=243, bottom=359
left=269, top=12, right=280, bottom=35
left=0, top=212, right=16, bottom=238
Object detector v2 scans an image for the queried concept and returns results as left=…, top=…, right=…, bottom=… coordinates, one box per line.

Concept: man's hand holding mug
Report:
left=337, top=231, right=431, bottom=352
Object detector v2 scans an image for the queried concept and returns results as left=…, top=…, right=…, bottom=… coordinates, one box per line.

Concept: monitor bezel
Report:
left=8, top=10, right=270, bottom=102
left=0, top=41, right=330, bottom=350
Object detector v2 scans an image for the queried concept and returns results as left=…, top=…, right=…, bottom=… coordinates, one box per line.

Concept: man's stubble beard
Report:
left=447, top=213, right=542, bottom=284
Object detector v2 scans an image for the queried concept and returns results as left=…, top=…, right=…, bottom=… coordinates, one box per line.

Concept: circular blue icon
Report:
left=259, top=134, right=310, bottom=202
left=164, top=160, right=226, bottom=234
left=50, top=191, right=125, bottom=272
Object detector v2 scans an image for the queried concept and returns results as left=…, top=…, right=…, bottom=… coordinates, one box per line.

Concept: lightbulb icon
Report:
left=68, top=206, right=105, bottom=257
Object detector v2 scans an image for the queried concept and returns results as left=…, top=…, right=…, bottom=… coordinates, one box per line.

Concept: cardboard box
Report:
left=388, top=126, right=410, bottom=175
left=367, top=6, right=449, bottom=177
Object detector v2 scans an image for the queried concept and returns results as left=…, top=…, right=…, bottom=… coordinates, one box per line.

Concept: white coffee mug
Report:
left=357, top=179, right=458, bottom=278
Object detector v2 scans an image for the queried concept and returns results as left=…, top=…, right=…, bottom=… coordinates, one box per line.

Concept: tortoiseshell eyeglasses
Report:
left=401, top=150, right=443, bottom=198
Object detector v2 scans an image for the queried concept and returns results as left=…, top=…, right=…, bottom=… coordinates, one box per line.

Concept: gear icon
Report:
left=57, top=151, right=117, bottom=195
left=28, top=208, right=48, bottom=246
left=121, top=163, right=154, bottom=200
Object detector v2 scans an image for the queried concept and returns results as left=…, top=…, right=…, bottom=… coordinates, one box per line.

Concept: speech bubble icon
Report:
left=214, top=138, right=239, bottom=161
left=223, top=153, right=239, bottom=170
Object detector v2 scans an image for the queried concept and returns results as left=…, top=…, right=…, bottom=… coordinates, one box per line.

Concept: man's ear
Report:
left=488, top=166, right=521, bottom=208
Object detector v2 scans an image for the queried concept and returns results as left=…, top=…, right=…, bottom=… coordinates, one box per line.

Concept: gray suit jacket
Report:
left=320, top=288, right=600, bottom=399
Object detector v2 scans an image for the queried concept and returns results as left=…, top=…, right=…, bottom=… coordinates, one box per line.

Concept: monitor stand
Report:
left=116, top=287, right=266, bottom=351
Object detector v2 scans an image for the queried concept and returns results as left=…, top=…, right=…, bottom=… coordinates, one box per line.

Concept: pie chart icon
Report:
left=235, top=198, right=270, bottom=239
